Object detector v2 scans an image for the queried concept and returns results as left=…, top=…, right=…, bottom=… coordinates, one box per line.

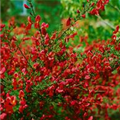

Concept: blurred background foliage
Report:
left=1, top=0, right=120, bottom=40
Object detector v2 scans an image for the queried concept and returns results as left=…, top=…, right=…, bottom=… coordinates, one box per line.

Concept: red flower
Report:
left=0, top=28, right=2, bottom=31
left=0, top=24, right=5, bottom=28
left=34, top=22, right=40, bottom=29
left=34, top=15, right=41, bottom=29
left=85, top=75, right=90, bottom=80
left=91, top=2, right=95, bottom=6
left=81, top=14, right=86, bottom=18
left=0, top=113, right=7, bottom=120
left=0, top=34, right=4, bottom=38
left=44, top=34, right=50, bottom=45
left=66, top=18, right=71, bottom=26
left=19, top=90, right=25, bottom=99
left=19, top=99, right=28, bottom=113
left=0, top=67, right=6, bottom=75
left=104, top=0, right=109, bottom=4
left=35, top=15, right=41, bottom=22
left=26, top=23, right=32, bottom=30
left=41, top=22, right=49, bottom=35
left=112, top=35, right=116, bottom=41
left=77, top=10, right=80, bottom=13
left=28, top=16, right=32, bottom=23
left=88, top=116, right=93, bottom=120
left=10, top=96, right=17, bottom=106
left=24, top=4, right=30, bottom=9
left=12, top=78, right=17, bottom=90
left=89, top=9, right=99, bottom=15
left=113, top=25, right=119, bottom=34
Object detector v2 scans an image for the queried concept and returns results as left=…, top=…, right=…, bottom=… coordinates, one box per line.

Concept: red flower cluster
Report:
left=89, top=0, right=109, bottom=15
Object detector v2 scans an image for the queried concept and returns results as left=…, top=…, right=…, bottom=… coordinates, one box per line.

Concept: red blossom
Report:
left=19, top=90, right=25, bottom=99
left=0, top=67, right=6, bottom=75
left=113, top=25, right=119, bottom=34
left=66, top=18, right=71, bottom=26
left=88, top=116, right=93, bottom=120
left=81, top=14, right=86, bottom=18
left=35, top=15, right=41, bottom=22
left=89, top=9, right=99, bottom=15
left=0, top=24, right=5, bottom=28
left=28, top=16, right=32, bottom=23
left=24, top=4, right=30, bottom=9
left=0, top=113, right=7, bottom=120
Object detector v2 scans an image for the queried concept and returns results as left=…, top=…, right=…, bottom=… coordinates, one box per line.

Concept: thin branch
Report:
left=108, top=3, right=120, bottom=14
left=97, top=15, right=115, bottom=30
left=17, top=45, right=34, bottom=71
left=57, top=2, right=94, bottom=39
left=28, top=0, right=45, bottom=49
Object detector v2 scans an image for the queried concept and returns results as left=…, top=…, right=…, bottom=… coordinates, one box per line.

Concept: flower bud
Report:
left=24, top=4, right=30, bottom=9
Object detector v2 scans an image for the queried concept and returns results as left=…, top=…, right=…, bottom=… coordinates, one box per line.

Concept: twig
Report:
left=57, top=2, right=93, bottom=39
left=108, top=3, right=120, bottom=14
left=97, top=15, right=115, bottom=30
left=17, top=45, right=34, bottom=71
left=28, top=0, right=45, bottom=49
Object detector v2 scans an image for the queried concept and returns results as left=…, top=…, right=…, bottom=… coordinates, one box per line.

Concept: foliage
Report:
left=61, top=0, right=120, bottom=43
left=1, top=0, right=13, bottom=21
left=34, top=0, right=62, bottom=34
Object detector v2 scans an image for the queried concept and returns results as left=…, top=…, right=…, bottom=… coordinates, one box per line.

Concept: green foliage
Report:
left=34, top=0, right=63, bottom=34
left=61, top=0, right=97, bottom=17
left=1, top=0, right=11, bottom=20
left=61, top=0, right=120, bottom=44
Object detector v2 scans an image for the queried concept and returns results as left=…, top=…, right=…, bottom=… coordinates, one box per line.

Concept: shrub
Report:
left=0, top=0, right=120, bottom=120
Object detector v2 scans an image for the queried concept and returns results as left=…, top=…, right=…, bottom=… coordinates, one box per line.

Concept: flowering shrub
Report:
left=0, top=0, right=120, bottom=120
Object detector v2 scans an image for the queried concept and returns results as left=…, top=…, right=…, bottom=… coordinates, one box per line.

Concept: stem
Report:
left=1, top=79, right=7, bottom=86
left=17, top=45, right=34, bottom=71
left=28, top=0, right=45, bottom=49
left=97, top=15, right=115, bottom=30
left=28, top=0, right=36, bottom=17
left=108, top=3, right=120, bottom=14
left=56, top=2, right=94, bottom=39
